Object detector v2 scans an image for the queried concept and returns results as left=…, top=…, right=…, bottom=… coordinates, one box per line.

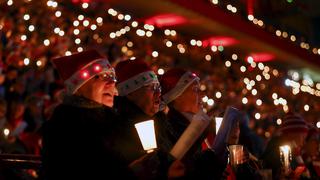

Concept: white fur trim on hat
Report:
left=65, top=58, right=114, bottom=94
left=162, top=71, right=200, bottom=104
left=116, top=71, right=159, bottom=96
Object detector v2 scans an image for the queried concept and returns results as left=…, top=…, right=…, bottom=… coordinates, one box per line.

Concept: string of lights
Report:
left=208, top=0, right=320, bottom=56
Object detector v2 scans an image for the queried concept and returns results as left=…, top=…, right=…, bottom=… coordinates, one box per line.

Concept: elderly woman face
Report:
left=172, top=81, right=202, bottom=114
left=76, top=72, right=117, bottom=107
left=127, top=82, right=161, bottom=116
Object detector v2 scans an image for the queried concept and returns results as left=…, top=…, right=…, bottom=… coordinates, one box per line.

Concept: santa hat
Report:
left=51, top=49, right=114, bottom=94
left=115, top=59, right=158, bottom=96
left=279, top=113, right=308, bottom=134
left=160, top=68, right=200, bottom=104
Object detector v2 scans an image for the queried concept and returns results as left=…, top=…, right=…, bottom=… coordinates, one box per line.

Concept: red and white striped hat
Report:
left=279, top=113, right=308, bottom=134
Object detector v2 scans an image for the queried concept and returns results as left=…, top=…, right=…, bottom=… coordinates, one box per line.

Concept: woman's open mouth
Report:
left=103, top=92, right=112, bottom=97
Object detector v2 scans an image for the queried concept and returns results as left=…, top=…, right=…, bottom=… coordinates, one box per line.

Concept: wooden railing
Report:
left=0, top=154, right=41, bottom=169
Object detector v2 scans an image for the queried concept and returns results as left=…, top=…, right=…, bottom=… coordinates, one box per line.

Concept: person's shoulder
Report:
left=100, top=106, right=122, bottom=123
left=167, top=108, right=180, bottom=119
left=154, top=111, right=167, bottom=119
left=102, top=105, right=116, bottom=114
left=113, top=96, right=125, bottom=108
left=53, top=102, right=78, bottom=113
left=261, top=136, right=282, bottom=157
left=267, top=135, right=282, bottom=145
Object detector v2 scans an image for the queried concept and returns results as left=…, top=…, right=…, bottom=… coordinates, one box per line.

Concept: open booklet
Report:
left=169, top=106, right=241, bottom=160
left=169, top=110, right=211, bottom=160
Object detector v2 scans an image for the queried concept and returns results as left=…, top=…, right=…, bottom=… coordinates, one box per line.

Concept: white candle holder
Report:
left=135, top=120, right=157, bottom=153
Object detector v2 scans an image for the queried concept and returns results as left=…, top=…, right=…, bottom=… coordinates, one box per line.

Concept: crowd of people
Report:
left=0, top=49, right=318, bottom=179
left=0, top=1, right=320, bottom=179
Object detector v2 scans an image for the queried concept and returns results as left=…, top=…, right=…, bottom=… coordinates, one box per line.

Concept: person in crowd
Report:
left=0, top=87, right=37, bottom=180
left=238, top=113, right=265, bottom=159
left=2, top=66, right=19, bottom=100
left=43, top=88, right=64, bottom=120
left=261, top=112, right=309, bottom=179
left=23, top=95, right=45, bottom=133
left=114, top=59, right=183, bottom=179
left=0, top=69, right=5, bottom=98
left=217, top=109, right=262, bottom=180
left=41, top=49, right=136, bottom=179
left=160, top=68, right=218, bottom=179
left=19, top=95, right=45, bottom=155
left=301, top=125, right=320, bottom=179
left=0, top=98, right=9, bottom=148
left=6, top=99, right=27, bottom=138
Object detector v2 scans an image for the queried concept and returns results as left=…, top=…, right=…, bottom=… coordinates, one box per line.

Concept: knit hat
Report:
left=279, top=113, right=308, bottom=134
left=51, top=49, right=114, bottom=94
left=160, top=68, right=200, bottom=104
left=115, top=59, right=158, bottom=96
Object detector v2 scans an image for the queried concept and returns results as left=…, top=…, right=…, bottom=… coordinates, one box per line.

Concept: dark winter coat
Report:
left=166, top=108, right=204, bottom=165
left=261, top=135, right=305, bottom=180
left=41, top=95, right=136, bottom=180
left=261, top=135, right=285, bottom=180
left=113, top=96, right=176, bottom=179
left=166, top=108, right=222, bottom=180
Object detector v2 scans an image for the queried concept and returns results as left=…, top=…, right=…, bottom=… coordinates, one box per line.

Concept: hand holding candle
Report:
left=135, top=120, right=157, bottom=153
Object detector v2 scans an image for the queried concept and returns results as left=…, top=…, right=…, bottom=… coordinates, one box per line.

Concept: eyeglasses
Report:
left=94, top=73, right=117, bottom=83
left=143, top=83, right=161, bottom=93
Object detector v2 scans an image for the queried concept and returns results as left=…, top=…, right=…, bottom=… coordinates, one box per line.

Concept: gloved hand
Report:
left=129, top=150, right=175, bottom=180
left=192, top=110, right=211, bottom=123
left=168, top=160, right=185, bottom=179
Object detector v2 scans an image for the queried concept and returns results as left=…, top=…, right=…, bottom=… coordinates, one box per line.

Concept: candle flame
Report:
left=3, top=128, right=10, bottom=136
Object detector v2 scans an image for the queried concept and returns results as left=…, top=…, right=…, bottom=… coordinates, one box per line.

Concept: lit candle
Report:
left=229, top=144, right=244, bottom=166
left=3, top=128, right=10, bottom=139
left=279, top=145, right=291, bottom=174
left=135, top=120, right=157, bottom=153
left=215, top=117, right=223, bottom=134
